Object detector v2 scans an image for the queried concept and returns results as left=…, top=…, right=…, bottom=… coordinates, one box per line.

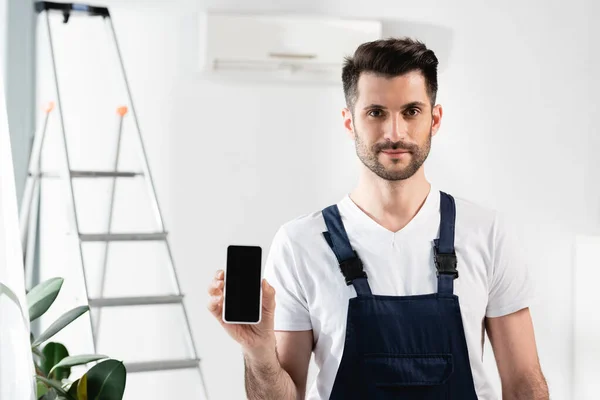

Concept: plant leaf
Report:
left=32, top=306, right=89, bottom=347
left=49, top=354, right=109, bottom=376
left=42, top=342, right=70, bottom=380
left=66, top=378, right=79, bottom=398
left=0, top=282, right=28, bottom=325
left=40, top=391, right=58, bottom=400
left=27, top=278, right=64, bottom=322
left=78, top=374, right=88, bottom=400
left=86, top=360, right=126, bottom=400
left=36, top=380, right=49, bottom=398
left=35, top=376, right=75, bottom=400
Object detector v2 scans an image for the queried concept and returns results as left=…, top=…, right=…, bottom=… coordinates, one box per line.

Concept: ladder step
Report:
left=89, top=295, right=184, bottom=308
left=79, top=232, right=167, bottom=241
left=35, top=2, right=110, bottom=18
left=70, top=170, right=142, bottom=178
left=124, top=359, right=200, bottom=373
left=29, top=171, right=60, bottom=178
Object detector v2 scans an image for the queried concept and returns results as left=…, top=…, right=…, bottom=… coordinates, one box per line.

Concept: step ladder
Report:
left=20, top=2, right=209, bottom=398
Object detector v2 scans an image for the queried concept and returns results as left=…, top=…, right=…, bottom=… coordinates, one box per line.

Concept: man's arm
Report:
left=245, top=330, right=313, bottom=400
left=485, top=307, right=548, bottom=400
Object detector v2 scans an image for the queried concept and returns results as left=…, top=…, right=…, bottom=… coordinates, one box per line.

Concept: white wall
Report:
left=30, top=0, right=598, bottom=399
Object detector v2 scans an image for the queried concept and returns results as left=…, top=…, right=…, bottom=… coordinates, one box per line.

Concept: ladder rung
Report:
left=124, top=359, right=200, bottom=373
left=79, top=232, right=167, bottom=241
left=89, top=295, right=183, bottom=308
left=70, top=170, right=142, bottom=178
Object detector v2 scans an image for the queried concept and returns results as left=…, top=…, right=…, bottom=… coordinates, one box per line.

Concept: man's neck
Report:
left=349, top=171, right=432, bottom=233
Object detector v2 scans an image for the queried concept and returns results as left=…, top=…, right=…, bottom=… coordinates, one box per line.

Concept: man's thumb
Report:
left=262, top=279, right=276, bottom=309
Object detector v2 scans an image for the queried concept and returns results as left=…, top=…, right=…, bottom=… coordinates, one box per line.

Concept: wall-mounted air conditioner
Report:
left=199, top=12, right=383, bottom=83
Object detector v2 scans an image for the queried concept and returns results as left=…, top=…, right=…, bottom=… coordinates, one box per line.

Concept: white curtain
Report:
left=0, top=69, right=36, bottom=400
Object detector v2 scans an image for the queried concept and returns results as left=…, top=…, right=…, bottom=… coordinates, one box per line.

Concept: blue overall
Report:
left=322, top=191, right=478, bottom=399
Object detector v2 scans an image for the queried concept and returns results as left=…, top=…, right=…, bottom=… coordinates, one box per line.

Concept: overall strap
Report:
left=434, top=191, right=459, bottom=295
left=322, top=205, right=372, bottom=296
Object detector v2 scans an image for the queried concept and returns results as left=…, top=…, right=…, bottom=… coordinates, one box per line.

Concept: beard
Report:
left=354, top=127, right=432, bottom=181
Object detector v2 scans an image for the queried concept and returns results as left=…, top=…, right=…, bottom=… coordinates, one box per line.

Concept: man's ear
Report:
left=431, top=104, right=443, bottom=137
left=342, top=107, right=355, bottom=140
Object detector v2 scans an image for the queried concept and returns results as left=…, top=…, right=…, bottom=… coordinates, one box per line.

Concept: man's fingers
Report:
left=207, top=269, right=224, bottom=295
left=207, top=270, right=225, bottom=320
left=207, top=279, right=224, bottom=296
left=207, top=294, right=223, bottom=316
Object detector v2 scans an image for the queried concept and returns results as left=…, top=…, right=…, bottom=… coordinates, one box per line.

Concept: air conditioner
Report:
left=198, top=12, right=383, bottom=83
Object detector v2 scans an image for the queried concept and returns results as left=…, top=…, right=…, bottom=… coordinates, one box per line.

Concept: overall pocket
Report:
left=363, top=353, right=453, bottom=400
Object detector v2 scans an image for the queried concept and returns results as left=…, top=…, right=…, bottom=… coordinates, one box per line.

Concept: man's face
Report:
left=343, top=71, right=442, bottom=181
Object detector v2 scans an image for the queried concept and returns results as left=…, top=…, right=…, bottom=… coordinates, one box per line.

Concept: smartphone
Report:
left=223, top=245, right=263, bottom=324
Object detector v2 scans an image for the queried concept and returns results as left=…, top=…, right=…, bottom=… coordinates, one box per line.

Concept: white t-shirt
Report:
left=263, top=185, right=535, bottom=400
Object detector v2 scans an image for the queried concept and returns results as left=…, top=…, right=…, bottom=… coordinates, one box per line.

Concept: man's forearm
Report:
left=244, top=348, right=298, bottom=400
left=503, top=370, right=549, bottom=400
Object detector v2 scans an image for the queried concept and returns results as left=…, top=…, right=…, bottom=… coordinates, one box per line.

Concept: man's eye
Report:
left=405, top=108, right=420, bottom=117
left=368, top=109, right=384, bottom=118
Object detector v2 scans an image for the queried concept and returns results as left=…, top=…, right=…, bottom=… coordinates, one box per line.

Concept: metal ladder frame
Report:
left=20, top=2, right=208, bottom=398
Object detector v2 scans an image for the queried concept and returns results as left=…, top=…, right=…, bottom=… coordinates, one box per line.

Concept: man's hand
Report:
left=207, top=269, right=301, bottom=400
left=207, top=270, right=277, bottom=357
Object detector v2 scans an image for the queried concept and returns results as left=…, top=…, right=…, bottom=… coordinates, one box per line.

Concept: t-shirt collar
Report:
left=337, top=184, right=440, bottom=245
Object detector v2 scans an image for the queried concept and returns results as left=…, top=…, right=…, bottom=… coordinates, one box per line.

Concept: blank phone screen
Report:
left=224, top=245, right=262, bottom=323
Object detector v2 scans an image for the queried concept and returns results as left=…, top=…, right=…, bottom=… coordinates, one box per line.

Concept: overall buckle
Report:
left=339, top=253, right=367, bottom=286
left=434, top=251, right=459, bottom=279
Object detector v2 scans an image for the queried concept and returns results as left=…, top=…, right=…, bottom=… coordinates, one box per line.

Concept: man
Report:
left=208, top=37, right=548, bottom=399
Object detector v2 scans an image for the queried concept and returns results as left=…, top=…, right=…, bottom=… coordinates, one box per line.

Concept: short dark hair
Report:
left=342, top=37, right=439, bottom=111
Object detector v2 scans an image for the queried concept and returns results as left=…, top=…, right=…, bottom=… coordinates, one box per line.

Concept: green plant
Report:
left=26, top=277, right=127, bottom=400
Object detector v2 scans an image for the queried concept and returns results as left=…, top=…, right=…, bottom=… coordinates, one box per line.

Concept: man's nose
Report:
left=384, top=114, right=408, bottom=142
